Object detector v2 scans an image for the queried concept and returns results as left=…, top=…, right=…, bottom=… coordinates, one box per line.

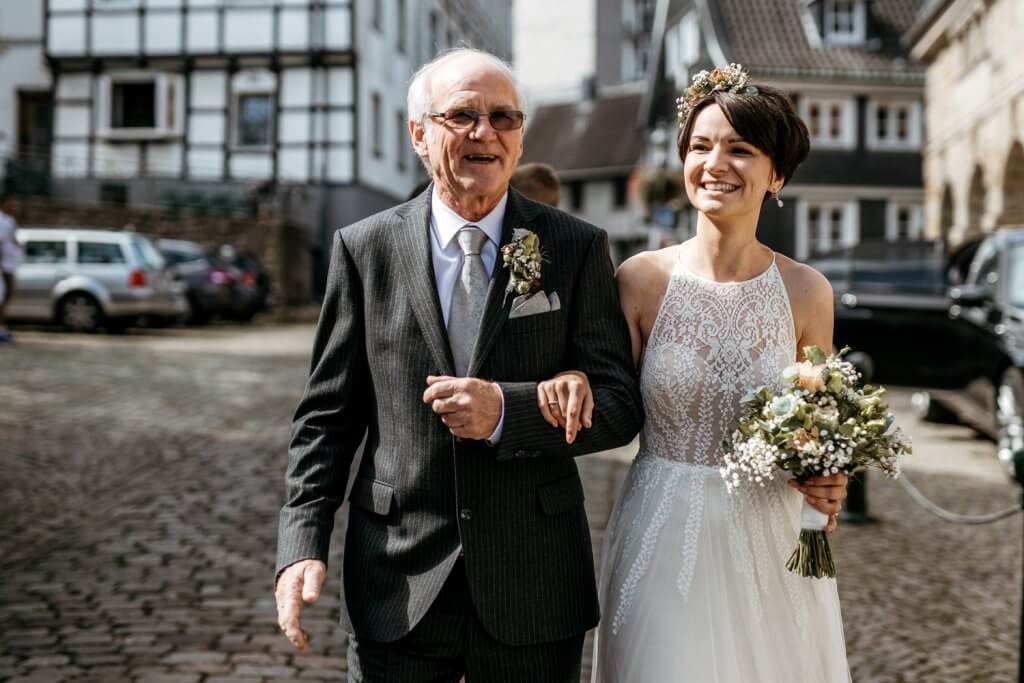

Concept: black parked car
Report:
left=156, top=239, right=237, bottom=324
left=210, top=244, right=273, bottom=321
left=810, top=229, right=1024, bottom=473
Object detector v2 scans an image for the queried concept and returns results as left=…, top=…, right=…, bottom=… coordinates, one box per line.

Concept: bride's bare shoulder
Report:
left=616, top=246, right=677, bottom=287
left=775, top=253, right=833, bottom=306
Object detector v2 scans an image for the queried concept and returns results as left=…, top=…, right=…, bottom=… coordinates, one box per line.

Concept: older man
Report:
left=275, top=48, right=642, bottom=681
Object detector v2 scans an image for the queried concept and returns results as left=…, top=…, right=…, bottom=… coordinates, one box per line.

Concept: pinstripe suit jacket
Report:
left=276, top=187, right=643, bottom=647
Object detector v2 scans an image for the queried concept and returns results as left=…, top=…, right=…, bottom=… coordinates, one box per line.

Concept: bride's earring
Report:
left=773, top=190, right=784, bottom=208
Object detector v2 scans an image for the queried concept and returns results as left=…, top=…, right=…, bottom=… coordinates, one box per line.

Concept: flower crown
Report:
left=676, top=63, right=759, bottom=127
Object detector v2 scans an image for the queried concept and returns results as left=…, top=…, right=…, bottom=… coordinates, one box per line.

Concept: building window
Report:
left=867, top=99, right=921, bottom=150
left=112, top=82, right=156, bottom=129
left=396, top=111, right=406, bottom=171
left=613, top=177, right=628, bottom=209
left=396, top=0, right=406, bottom=53
left=98, top=72, right=183, bottom=139
left=886, top=202, right=924, bottom=241
left=569, top=182, right=584, bottom=212
left=372, top=0, right=382, bottom=31
left=372, top=93, right=382, bottom=159
left=799, top=96, right=855, bottom=148
left=231, top=70, right=276, bottom=149
left=798, top=200, right=858, bottom=259
left=236, top=94, right=273, bottom=147
left=823, top=0, right=866, bottom=45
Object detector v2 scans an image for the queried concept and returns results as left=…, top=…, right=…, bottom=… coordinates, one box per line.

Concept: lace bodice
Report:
left=638, top=254, right=796, bottom=466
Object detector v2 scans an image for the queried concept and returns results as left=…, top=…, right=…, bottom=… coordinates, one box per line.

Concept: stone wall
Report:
left=10, top=198, right=314, bottom=305
left=916, top=0, right=1024, bottom=244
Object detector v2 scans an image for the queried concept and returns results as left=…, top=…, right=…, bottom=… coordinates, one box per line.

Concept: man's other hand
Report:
left=424, top=376, right=502, bottom=440
left=275, top=559, right=326, bottom=652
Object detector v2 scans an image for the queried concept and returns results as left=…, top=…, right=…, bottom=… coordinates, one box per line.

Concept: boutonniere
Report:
left=501, top=228, right=544, bottom=297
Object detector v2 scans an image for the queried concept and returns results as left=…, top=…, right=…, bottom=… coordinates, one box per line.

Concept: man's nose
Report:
left=467, top=114, right=497, bottom=140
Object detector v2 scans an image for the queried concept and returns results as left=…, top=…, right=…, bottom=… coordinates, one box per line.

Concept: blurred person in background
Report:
left=511, top=162, right=561, bottom=207
left=0, top=192, right=25, bottom=343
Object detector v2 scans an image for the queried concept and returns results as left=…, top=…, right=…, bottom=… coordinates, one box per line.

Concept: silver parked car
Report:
left=8, top=228, right=187, bottom=332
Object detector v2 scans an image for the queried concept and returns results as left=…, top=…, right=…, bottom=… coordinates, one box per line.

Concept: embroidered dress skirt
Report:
left=594, top=453, right=851, bottom=682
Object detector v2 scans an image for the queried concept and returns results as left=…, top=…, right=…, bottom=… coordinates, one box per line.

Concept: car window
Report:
left=78, top=241, right=126, bottom=264
left=132, top=237, right=166, bottom=270
left=23, top=240, right=68, bottom=264
left=967, top=241, right=999, bottom=288
left=1008, top=245, right=1024, bottom=307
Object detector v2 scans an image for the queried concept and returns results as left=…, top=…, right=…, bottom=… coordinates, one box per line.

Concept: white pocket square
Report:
left=509, top=291, right=560, bottom=319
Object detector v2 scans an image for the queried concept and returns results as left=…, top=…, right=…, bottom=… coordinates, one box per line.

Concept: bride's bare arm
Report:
left=616, top=253, right=659, bottom=369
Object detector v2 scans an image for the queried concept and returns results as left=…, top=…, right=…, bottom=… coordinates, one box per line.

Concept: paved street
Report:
left=1, top=324, right=1021, bottom=682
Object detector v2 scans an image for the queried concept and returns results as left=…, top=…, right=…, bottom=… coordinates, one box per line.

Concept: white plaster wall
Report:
left=564, top=180, right=642, bottom=236
left=94, top=142, right=142, bottom=178
left=356, top=0, right=415, bottom=199
left=188, top=149, right=224, bottom=179
left=146, top=143, right=184, bottom=176
left=52, top=141, right=89, bottom=177
left=187, top=9, right=220, bottom=52
left=190, top=72, right=227, bottom=109
left=224, top=8, right=274, bottom=52
left=145, top=12, right=183, bottom=54
left=91, top=14, right=139, bottom=55
left=514, top=0, right=596, bottom=105
left=231, top=153, right=273, bottom=179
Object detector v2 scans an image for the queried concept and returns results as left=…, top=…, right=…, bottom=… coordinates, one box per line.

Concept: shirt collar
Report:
left=431, top=187, right=508, bottom=251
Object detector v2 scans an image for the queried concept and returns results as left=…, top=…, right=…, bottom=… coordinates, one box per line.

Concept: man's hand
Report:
left=537, top=371, right=594, bottom=444
left=423, top=376, right=502, bottom=440
left=788, top=473, right=849, bottom=533
left=275, top=559, right=326, bottom=652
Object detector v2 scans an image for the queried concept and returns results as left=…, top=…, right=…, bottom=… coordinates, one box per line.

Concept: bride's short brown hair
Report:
left=676, top=86, right=810, bottom=190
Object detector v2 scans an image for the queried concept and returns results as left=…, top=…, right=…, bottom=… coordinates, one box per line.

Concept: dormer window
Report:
left=823, top=0, right=866, bottom=45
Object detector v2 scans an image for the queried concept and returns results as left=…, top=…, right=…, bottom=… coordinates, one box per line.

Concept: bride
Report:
left=546, top=67, right=853, bottom=680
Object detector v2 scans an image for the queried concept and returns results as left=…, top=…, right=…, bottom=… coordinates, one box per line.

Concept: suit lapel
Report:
left=468, top=189, right=541, bottom=377
left=392, top=189, right=456, bottom=376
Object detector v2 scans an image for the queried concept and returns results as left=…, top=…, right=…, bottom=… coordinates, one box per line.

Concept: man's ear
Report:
left=410, top=119, right=429, bottom=160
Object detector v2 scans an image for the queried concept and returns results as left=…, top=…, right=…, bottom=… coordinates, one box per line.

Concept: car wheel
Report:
left=58, top=293, right=103, bottom=333
left=996, top=368, right=1024, bottom=473
left=910, top=391, right=958, bottom=424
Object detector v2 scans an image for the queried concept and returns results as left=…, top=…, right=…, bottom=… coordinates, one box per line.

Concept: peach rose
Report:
left=796, top=360, right=826, bottom=394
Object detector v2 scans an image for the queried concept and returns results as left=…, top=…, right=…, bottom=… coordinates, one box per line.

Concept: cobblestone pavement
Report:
left=1, top=325, right=1021, bottom=682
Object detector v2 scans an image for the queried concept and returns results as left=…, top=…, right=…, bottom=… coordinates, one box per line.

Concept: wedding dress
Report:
left=594, top=253, right=851, bottom=682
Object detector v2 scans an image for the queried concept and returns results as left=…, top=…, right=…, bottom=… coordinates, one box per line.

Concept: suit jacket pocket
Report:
left=349, top=477, right=396, bottom=518
left=537, top=474, right=585, bottom=516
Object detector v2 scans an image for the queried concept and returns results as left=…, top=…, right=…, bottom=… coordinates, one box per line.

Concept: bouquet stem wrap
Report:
left=786, top=500, right=835, bottom=578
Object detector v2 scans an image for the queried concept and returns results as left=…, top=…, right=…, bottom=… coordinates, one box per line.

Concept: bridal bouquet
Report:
left=721, top=346, right=911, bottom=578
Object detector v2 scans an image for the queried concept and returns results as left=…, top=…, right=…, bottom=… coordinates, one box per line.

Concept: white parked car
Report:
left=8, top=228, right=187, bottom=333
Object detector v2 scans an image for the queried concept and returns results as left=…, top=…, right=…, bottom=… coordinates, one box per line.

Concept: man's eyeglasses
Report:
left=427, top=109, right=526, bottom=131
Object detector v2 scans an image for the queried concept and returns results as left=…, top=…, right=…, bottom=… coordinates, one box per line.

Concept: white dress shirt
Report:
left=429, top=188, right=508, bottom=442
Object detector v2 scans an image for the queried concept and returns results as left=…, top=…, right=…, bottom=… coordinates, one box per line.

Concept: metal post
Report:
left=841, top=351, right=876, bottom=524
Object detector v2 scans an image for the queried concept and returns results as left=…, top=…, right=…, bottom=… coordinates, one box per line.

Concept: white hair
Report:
left=407, top=47, right=526, bottom=125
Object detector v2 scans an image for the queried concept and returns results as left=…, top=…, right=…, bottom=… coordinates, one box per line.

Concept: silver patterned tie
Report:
left=448, top=226, right=489, bottom=377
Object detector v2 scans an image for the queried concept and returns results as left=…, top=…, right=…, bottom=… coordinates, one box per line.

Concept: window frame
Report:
left=823, top=0, right=867, bottom=46
left=885, top=202, right=924, bottom=241
left=796, top=199, right=860, bottom=260
left=230, top=69, right=277, bottom=151
left=97, top=72, right=184, bottom=141
left=799, top=95, right=857, bottom=150
left=866, top=98, right=922, bottom=151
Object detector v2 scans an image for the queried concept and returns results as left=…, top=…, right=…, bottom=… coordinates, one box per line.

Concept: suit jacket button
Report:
left=459, top=508, right=473, bottom=521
